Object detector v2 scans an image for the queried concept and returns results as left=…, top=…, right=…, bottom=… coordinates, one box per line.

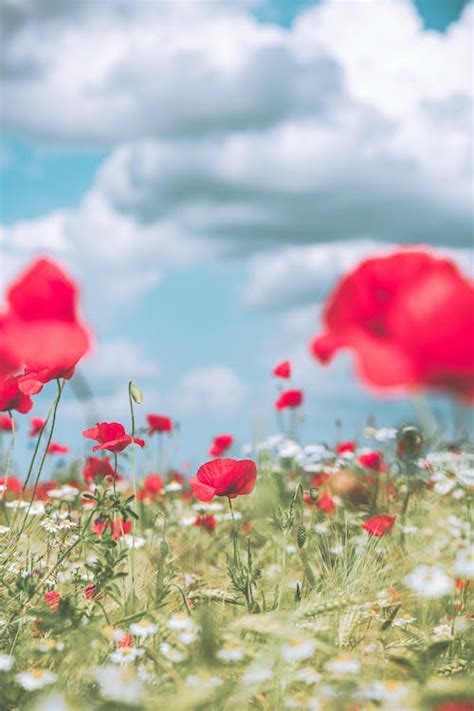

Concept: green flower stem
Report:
left=16, top=379, right=65, bottom=538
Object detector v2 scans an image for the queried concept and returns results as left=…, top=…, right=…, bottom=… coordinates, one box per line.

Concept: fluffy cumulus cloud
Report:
left=1, top=0, right=472, bottom=249
left=1, top=0, right=472, bottom=321
left=244, top=240, right=474, bottom=310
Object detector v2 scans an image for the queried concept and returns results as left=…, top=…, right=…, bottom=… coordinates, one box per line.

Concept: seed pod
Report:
left=297, top=524, right=306, bottom=548
left=160, top=540, right=169, bottom=558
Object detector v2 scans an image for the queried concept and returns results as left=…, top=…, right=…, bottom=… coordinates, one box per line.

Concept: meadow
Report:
left=0, top=252, right=472, bottom=711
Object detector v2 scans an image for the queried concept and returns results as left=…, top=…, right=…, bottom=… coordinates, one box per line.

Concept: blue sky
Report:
left=0, top=0, right=472, bottom=476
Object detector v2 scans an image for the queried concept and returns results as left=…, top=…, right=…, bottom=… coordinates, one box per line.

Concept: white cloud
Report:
left=82, top=338, right=160, bottom=382
left=1, top=0, right=472, bottom=318
left=1, top=0, right=333, bottom=144
left=244, top=240, right=474, bottom=310
left=61, top=364, right=247, bottom=429
left=171, top=365, right=247, bottom=416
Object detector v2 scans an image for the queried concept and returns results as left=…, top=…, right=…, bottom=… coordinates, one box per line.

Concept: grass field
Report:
left=0, top=409, right=472, bottom=711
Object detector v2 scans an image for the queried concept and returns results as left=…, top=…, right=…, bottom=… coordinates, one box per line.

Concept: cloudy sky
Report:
left=0, top=0, right=472, bottom=472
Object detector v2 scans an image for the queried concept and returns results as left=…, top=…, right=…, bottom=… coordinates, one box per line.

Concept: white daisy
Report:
left=0, top=654, right=14, bottom=671
left=324, top=656, right=361, bottom=674
left=16, top=669, right=57, bottom=690
left=454, top=547, right=474, bottom=579
left=281, top=639, right=316, bottom=663
left=93, top=666, right=144, bottom=704
left=404, top=565, right=454, bottom=598
left=109, top=646, right=145, bottom=665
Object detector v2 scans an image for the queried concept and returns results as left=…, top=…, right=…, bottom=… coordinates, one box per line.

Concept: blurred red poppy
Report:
left=275, top=389, right=303, bottom=410
left=358, top=451, right=384, bottom=471
left=147, top=414, right=173, bottom=434
left=304, top=490, right=336, bottom=513
left=84, top=583, right=97, bottom=601
left=0, top=475, right=22, bottom=494
left=0, top=315, right=21, bottom=377
left=93, top=516, right=132, bottom=540
left=43, top=591, right=61, bottom=612
left=316, top=491, right=337, bottom=514
left=82, top=456, right=116, bottom=483
left=33, top=480, right=56, bottom=501
left=190, top=458, right=257, bottom=502
left=142, top=473, right=164, bottom=496
left=361, top=514, right=396, bottom=537
left=83, top=422, right=145, bottom=453
left=28, top=417, right=45, bottom=437
left=311, top=249, right=474, bottom=402
left=273, top=360, right=291, bottom=379
left=193, top=514, right=217, bottom=532
left=209, top=433, right=234, bottom=457
left=312, top=472, right=329, bottom=488
left=47, top=442, right=70, bottom=455
left=0, top=375, right=33, bottom=413
left=3, top=259, right=91, bottom=392
left=0, top=415, right=15, bottom=432
left=336, top=440, right=355, bottom=455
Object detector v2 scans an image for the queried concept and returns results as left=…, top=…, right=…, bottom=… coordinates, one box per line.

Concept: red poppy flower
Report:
left=0, top=375, right=33, bottom=413
left=275, top=389, right=303, bottom=410
left=84, top=583, right=97, bottom=601
left=93, top=516, right=132, bottom=540
left=0, top=415, right=14, bottom=432
left=455, top=578, right=469, bottom=592
left=435, top=703, right=474, bottom=711
left=316, top=491, right=337, bottom=514
left=304, top=490, right=336, bottom=513
left=273, top=360, right=291, bottom=379
left=28, top=417, right=45, bottom=437
left=82, top=456, right=116, bottom=484
left=18, top=365, right=76, bottom=396
left=193, top=514, right=217, bottom=532
left=358, top=451, right=384, bottom=472
left=142, top=473, right=164, bottom=496
left=361, top=514, right=396, bottom=537
left=33, top=480, right=56, bottom=501
left=168, top=470, right=185, bottom=485
left=43, top=590, right=61, bottom=612
left=0, top=475, right=22, bottom=494
left=83, top=422, right=145, bottom=453
left=118, top=633, right=133, bottom=648
left=190, top=458, right=257, bottom=502
left=0, top=314, right=22, bottom=377
left=209, top=433, right=234, bottom=457
left=147, top=414, right=173, bottom=434
left=3, top=259, right=91, bottom=391
left=312, top=472, right=330, bottom=488
left=310, top=249, right=474, bottom=402
left=47, top=442, right=69, bottom=455
left=336, top=440, right=355, bottom=455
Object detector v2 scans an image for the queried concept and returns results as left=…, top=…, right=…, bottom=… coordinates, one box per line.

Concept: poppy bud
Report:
left=297, top=524, right=306, bottom=549
left=309, top=487, right=318, bottom=502
left=397, top=426, right=422, bottom=459
left=130, top=381, right=143, bottom=405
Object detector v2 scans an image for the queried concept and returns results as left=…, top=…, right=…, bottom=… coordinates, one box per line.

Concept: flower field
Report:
left=0, top=254, right=473, bottom=710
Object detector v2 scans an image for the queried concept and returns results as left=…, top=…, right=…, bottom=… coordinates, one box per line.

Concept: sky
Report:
left=0, top=0, right=473, bottom=476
